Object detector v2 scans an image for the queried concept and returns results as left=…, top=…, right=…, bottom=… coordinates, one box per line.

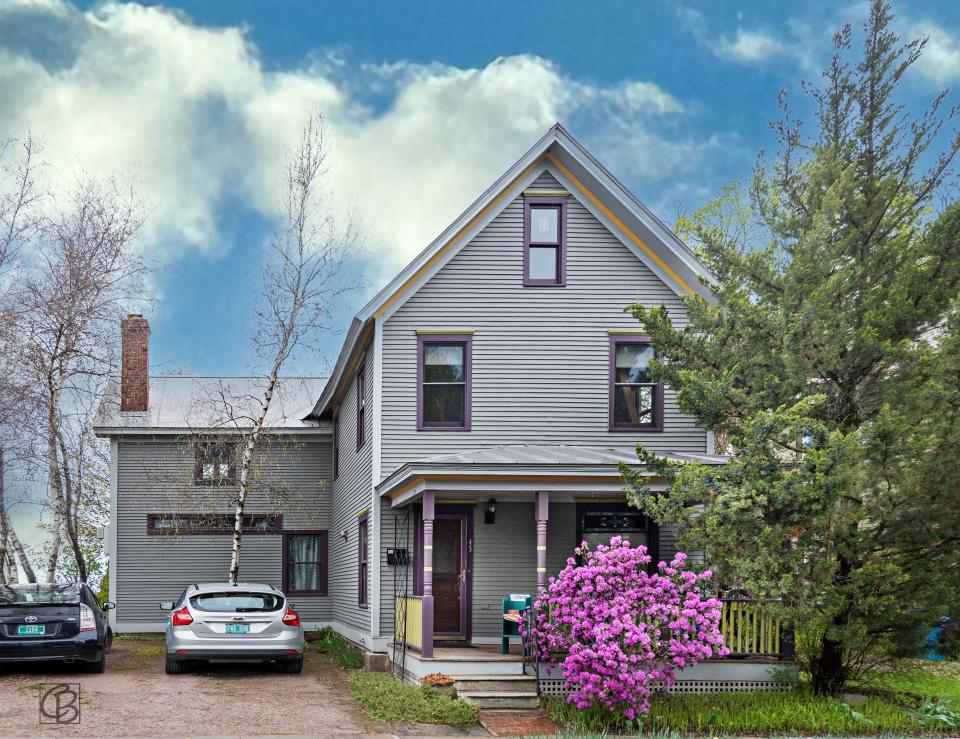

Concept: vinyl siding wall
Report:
left=380, top=170, right=706, bottom=478
left=329, top=357, right=374, bottom=634
left=114, top=436, right=332, bottom=627
left=377, top=501, right=684, bottom=639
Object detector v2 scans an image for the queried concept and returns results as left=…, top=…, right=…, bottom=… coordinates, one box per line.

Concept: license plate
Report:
left=225, top=624, right=250, bottom=634
left=18, top=625, right=45, bottom=636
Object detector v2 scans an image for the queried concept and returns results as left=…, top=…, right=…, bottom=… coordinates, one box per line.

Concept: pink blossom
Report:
left=523, top=540, right=727, bottom=718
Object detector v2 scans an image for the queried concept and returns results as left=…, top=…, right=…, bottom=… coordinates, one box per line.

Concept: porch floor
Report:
left=428, top=643, right=524, bottom=662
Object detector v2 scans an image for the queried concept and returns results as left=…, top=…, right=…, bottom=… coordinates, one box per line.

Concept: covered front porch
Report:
left=378, top=445, right=725, bottom=662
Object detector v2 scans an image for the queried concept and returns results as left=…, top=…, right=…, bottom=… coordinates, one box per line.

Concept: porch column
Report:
left=421, top=490, right=434, bottom=658
left=536, top=491, right=549, bottom=594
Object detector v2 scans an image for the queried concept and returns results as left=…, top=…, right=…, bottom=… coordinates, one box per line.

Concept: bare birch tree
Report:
left=14, top=176, right=146, bottom=582
left=0, top=135, right=42, bottom=583
left=227, top=114, right=358, bottom=584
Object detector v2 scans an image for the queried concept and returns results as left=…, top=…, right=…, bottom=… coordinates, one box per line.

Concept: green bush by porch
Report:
left=348, top=672, right=479, bottom=726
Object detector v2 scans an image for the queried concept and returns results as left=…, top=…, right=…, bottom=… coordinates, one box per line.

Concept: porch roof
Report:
left=378, top=444, right=727, bottom=506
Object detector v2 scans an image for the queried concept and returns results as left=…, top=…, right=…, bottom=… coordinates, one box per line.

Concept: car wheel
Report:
left=165, top=655, right=184, bottom=675
left=282, top=656, right=303, bottom=674
left=86, top=654, right=106, bottom=673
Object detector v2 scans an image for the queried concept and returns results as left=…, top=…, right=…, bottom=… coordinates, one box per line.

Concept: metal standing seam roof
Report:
left=93, top=376, right=329, bottom=433
left=411, top=445, right=728, bottom=467
left=375, top=444, right=729, bottom=497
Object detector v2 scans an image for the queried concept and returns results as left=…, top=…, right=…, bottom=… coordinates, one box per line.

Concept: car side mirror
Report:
left=102, top=601, right=116, bottom=611
left=159, top=600, right=175, bottom=611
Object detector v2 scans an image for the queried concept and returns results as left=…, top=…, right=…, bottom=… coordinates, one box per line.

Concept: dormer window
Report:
left=524, top=197, right=566, bottom=286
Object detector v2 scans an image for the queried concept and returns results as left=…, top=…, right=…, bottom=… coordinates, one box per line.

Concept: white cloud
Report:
left=673, top=4, right=824, bottom=71
left=908, top=23, right=960, bottom=84
left=0, top=0, right=717, bottom=283
left=715, top=29, right=787, bottom=63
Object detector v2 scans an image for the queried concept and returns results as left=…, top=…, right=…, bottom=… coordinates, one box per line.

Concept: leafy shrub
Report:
left=349, top=671, right=478, bottom=726
left=903, top=697, right=960, bottom=730
left=527, top=537, right=726, bottom=719
left=313, top=626, right=363, bottom=669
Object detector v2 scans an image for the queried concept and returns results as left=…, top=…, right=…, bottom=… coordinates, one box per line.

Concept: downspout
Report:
left=370, top=316, right=384, bottom=640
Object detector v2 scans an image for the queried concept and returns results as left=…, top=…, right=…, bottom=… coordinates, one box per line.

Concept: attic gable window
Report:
left=194, top=441, right=237, bottom=485
left=524, top=196, right=567, bottom=286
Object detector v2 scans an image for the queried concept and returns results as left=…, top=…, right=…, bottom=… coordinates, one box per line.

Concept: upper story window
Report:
left=524, top=197, right=567, bottom=286
left=332, top=412, right=340, bottom=480
left=356, top=362, right=366, bottom=450
left=418, top=334, right=473, bottom=431
left=194, top=441, right=237, bottom=485
left=609, top=336, right=663, bottom=432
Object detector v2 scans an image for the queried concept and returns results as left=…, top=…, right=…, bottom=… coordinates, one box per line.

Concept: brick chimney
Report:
left=120, top=314, right=149, bottom=412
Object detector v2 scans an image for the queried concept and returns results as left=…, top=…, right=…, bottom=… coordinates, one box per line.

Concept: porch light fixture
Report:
left=484, top=498, right=496, bottom=525
left=341, top=529, right=349, bottom=542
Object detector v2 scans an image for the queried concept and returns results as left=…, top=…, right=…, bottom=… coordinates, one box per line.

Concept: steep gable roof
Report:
left=310, top=123, right=714, bottom=418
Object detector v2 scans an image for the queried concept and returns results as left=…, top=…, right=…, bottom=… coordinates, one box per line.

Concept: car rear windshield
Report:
left=189, top=592, right=283, bottom=612
left=0, top=584, right=81, bottom=604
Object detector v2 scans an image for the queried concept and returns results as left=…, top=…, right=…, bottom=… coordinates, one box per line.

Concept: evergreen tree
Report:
left=623, top=0, right=960, bottom=695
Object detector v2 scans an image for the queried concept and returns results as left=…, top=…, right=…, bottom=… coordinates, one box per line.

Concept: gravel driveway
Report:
left=0, top=636, right=382, bottom=736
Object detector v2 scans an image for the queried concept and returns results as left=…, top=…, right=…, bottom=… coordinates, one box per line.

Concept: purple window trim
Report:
left=193, top=441, right=237, bottom=486
left=523, top=196, right=567, bottom=287
left=356, top=362, right=366, bottom=450
left=358, top=513, right=369, bottom=608
left=146, top=513, right=283, bottom=536
left=332, top=411, right=340, bottom=480
left=416, top=333, right=473, bottom=432
left=608, top=334, right=664, bottom=433
left=282, top=530, right=329, bottom=597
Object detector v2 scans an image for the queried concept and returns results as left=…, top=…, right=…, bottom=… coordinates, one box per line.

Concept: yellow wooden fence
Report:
left=720, top=599, right=782, bottom=656
left=395, top=595, right=423, bottom=651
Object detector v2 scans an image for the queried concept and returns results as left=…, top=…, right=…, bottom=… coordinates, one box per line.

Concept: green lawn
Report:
left=543, top=660, right=960, bottom=735
left=348, top=671, right=478, bottom=727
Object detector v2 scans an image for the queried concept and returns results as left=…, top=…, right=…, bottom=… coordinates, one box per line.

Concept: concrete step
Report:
left=453, top=674, right=538, bottom=693
left=457, top=691, right=540, bottom=710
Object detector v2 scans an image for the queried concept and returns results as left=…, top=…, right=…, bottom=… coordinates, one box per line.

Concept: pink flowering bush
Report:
left=526, top=536, right=727, bottom=719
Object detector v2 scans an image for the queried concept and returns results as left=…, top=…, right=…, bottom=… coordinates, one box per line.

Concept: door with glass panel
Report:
left=432, top=513, right=470, bottom=639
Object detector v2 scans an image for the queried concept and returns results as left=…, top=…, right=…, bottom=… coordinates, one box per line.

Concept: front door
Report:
left=432, top=514, right=469, bottom=639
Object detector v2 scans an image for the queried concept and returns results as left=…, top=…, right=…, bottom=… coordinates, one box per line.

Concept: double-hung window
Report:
left=358, top=515, right=369, bottom=607
left=194, top=441, right=236, bottom=485
left=609, top=336, right=663, bottom=431
left=417, top=334, right=472, bottom=430
left=524, top=196, right=566, bottom=286
left=356, top=363, right=366, bottom=450
left=283, top=531, right=328, bottom=596
left=333, top=412, right=340, bottom=480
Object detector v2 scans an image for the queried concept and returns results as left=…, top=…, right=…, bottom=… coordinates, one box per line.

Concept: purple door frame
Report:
left=415, top=504, right=472, bottom=642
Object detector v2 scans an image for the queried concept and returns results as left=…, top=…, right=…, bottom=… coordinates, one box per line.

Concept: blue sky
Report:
left=4, top=0, right=960, bottom=378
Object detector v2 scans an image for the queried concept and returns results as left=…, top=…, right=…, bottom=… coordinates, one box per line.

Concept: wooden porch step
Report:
left=457, top=691, right=540, bottom=710
left=453, top=674, right=537, bottom=693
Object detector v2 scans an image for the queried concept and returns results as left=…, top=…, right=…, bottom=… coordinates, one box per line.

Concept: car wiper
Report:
left=234, top=607, right=266, bottom=612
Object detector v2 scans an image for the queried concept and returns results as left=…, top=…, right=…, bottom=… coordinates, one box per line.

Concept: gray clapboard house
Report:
left=95, top=125, right=789, bottom=691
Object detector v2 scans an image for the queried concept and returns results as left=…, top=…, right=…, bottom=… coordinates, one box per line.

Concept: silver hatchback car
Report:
left=160, top=583, right=303, bottom=674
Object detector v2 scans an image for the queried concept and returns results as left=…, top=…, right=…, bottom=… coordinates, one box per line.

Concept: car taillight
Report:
left=79, top=603, right=96, bottom=632
left=172, top=607, right=193, bottom=627
left=282, top=608, right=300, bottom=627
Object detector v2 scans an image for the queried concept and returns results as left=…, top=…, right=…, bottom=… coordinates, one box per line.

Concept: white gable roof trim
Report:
left=309, top=123, right=715, bottom=418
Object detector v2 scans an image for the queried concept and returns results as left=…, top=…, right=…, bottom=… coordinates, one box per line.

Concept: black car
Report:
left=0, top=583, right=114, bottom=672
